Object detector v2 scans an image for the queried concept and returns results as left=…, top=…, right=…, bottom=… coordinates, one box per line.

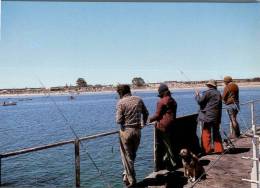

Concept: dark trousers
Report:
left=155, top=129, right=177, bottom=171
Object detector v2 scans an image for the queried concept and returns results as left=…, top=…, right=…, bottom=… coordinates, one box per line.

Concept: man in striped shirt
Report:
left=116, top=84, right=149, bottom=187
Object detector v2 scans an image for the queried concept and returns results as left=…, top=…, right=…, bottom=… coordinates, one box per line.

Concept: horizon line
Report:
left=0, top=77, right=259, bottom=90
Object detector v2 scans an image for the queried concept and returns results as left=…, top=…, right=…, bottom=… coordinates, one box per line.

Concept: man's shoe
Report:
left=123, top=174, right=130, bottom=186
left=128, top=180, right=136, bottom=187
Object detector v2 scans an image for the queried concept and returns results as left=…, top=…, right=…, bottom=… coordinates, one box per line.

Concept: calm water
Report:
left=1, top=88, right=260, bottom=187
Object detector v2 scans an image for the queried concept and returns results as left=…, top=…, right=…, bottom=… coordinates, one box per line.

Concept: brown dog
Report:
left=179, top=148, right=205, bottom=182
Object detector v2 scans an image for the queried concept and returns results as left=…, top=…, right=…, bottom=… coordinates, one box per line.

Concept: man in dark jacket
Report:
left=222, top=76, right=240, bottom=138
left=149, top=83, right=177, bottom=171
left=195, top=79, right=224, bottom=154
left=116, top=84, right=149, bottom=187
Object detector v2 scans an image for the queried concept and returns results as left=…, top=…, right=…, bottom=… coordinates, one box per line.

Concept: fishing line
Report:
left=176, top=72, right=254, bottom=187
left=190, top=99, right=260, bottom=187
left=178, top=70, right=235, bottom=147
left=37, top=79, right=112, bottom=188
left=179, top=69, right=199, bottom=91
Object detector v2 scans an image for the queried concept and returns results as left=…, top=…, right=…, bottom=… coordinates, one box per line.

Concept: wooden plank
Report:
left=136, top=137, right=252, bottom=188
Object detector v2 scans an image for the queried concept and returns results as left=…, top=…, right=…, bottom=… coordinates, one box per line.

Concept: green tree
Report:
left=76, top=78, right=87, bottom=88
left=132, top=77, right=145, bottom=87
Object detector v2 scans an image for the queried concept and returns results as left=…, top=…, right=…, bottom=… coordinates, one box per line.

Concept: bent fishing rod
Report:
left=179, top=69, right=200, bottom=92
left=38, top=79, right=112, bottom=188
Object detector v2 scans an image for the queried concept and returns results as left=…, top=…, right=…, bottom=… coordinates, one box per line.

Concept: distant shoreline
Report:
left=0, top=82, right=260, bottom=98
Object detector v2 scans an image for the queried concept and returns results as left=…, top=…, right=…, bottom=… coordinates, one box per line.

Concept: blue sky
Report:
left=0, top=2, right=260, bottom=88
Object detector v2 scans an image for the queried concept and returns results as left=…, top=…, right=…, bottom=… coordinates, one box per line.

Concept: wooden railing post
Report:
left=74, top=139, right=80, bottom=187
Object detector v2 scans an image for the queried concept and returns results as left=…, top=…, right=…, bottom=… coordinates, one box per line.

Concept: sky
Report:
left=0, top=2, right=260, bottom=89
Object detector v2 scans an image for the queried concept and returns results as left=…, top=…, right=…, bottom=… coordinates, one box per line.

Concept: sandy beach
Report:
left=0, top=82, right=260, bottom=98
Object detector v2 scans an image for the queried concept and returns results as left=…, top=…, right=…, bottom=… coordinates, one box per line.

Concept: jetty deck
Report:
left=136, top=136, right=252, bottom=188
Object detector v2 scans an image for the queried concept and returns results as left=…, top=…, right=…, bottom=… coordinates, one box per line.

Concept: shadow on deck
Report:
left=134, top=137, right=252, bottom=188
left=134, top=170, right=187, bottom=188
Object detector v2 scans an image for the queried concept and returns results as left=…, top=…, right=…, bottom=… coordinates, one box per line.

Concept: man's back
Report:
left=223, top=82, right=239, bottom=104
left=116, top=94, right=148, bottom=127
left=196, top=88, right=222, bottom=124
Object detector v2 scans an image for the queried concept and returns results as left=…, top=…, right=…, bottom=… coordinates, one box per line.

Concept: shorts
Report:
left=226, top=103, right=240, bottom=116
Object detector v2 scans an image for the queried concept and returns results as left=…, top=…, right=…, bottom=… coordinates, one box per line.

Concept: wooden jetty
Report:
left=135, top=135, right=252, bottom=188
left=189, top=136, right=252, bottom=188
left=0, top=99, right=259, bottom=187
left=135, top=100, right=260, bottom=188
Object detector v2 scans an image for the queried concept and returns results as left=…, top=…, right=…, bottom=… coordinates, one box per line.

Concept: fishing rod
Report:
left=178, top=70, right=234, bottom=145
left=37, top=79, right=112, bottom=188
left=179, top=69, right=199, bottom=92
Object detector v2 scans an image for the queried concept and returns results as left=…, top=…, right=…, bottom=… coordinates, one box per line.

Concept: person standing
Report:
left=116, top=84, right=149, bottom=187
left=149, top=83, right=178, bottom=171
left=195, top=79, right=224, bottom=154
left=222, top=76, right=241, bottom=138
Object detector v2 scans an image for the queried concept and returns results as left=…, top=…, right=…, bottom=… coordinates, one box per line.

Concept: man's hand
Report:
left=120, top=124, right=125, bottom=131
left=194, top=88, right=200, bottom=96
left=141, top=120, right=146, bottom=128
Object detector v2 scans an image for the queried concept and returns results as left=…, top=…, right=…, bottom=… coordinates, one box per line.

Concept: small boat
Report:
left=1, top=101, right=17, bottom=106
left=69, top=96, right=75, bottom=100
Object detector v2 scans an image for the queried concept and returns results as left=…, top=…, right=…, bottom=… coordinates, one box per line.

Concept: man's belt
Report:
left=123, top=124, right=142, bottom=129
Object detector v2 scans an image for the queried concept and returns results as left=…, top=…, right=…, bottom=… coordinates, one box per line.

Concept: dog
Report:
left=179, top=148, right=205, bottom=182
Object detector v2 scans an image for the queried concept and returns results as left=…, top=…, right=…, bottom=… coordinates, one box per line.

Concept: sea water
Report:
left=1, top=87, right=260, bottom=187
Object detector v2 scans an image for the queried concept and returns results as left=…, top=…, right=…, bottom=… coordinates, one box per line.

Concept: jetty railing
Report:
left=0, top=130, right=119, bottom=187
left=241, top=99, right=260, bottom=188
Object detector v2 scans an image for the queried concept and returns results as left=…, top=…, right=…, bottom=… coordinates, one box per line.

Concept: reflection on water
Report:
left=1, top=87, right=260, bottom=187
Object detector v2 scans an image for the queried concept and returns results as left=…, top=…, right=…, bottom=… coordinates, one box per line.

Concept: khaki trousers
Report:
left=119, top=128, right=141, bottom=184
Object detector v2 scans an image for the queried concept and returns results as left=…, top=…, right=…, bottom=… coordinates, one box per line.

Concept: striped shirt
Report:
left=116, top=94, right=149, bottom=128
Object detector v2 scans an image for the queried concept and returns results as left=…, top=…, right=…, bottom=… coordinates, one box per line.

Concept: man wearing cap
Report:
left=149, top=83, right=178, bottom=171
left=222, top=76, right=240, bottom=138
left=195, top=79, right=224, bottom=154
left=116, top=84, right=149, bottom=187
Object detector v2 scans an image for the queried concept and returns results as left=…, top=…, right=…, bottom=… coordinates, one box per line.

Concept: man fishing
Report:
left=116, top=84, right=149, bottom=187
left=148, top=83, right=178, bottom=171
left=222, top=76, right=241, bottom=138
left=195, top=79, right=224, bottom=155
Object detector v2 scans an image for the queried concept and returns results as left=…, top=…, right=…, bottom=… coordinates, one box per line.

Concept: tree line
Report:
left=76, top=77, right=146, bottom=88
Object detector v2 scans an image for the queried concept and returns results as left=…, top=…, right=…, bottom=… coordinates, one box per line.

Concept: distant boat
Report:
left=18, top=98, right=32, bottom=101
left=1, top=101, right=17, bottom=106
left=69, top=96, right=75, bottom=100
